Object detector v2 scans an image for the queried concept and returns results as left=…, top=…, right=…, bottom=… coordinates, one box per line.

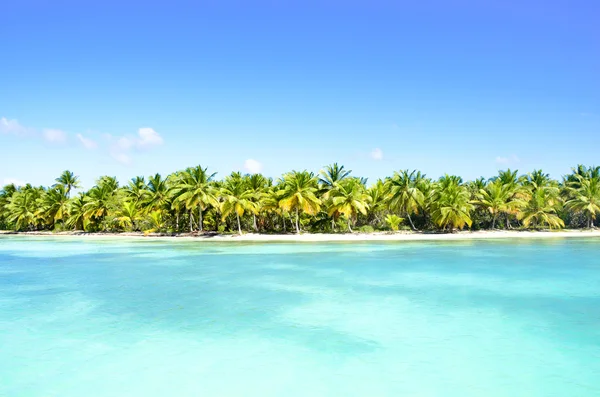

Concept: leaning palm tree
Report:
left=171, top=165, right=217, bottom=232
left=430, top=175, right=473, bottom=231
left=565, top=174, right=600, bottom=228
left=327, top=178, right=371, bottom=232
left=220, top=173, right=258, bottom=235
left=279, top=171, right=321, bottom=234
left=518, top=187, right=565, bottom=229
left=384, top=170, right=425, bottom=230
left=55, top=170, right=80, bottom=198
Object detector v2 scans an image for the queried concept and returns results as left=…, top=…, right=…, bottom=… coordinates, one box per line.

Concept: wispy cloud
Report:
left=370, top=148, right=383, bottom=160
left=0, top=117, right=28, bottom=135
left=107, top=127, right=165, bottom=165
left=1, top=116, right=164, bottom=165
left=42, top=128, right=68, bottom=143
left=76, top=133, right=98, bottom=149
left=244, top=159, right=263, bottom=174
left=495, top=154, right=520, bottom=165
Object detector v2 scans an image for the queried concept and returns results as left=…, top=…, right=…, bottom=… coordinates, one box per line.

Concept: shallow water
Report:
left=1, top=236, right=599, bottom=396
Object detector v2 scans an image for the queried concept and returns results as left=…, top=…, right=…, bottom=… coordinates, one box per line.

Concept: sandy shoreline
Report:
left=1, top=229, right=600, bottom=242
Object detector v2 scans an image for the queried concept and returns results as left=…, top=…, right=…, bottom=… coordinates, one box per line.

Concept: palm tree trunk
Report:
left=198, top=208, right=203, bottom=232
left=407, top=213, right=417, bottom=230
left=589, top=215, right=592, bottom=229
left=282, top=214, right=286, bottom=233
left=347, top=218, right=353, bottom=233
left=189, top=211, right=193, bottom=232
left=176, top=212, right=179, bottom=231
left=236, top=213, right=242, bottom=235
left=295, top=208, right=300, bottom=234
left=253, top=214, right=258, bottom=232
left=492, top=213, right=497, bottom=230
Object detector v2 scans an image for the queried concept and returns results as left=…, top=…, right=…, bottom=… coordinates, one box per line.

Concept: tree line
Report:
left=1, top=164, right=599, bottom=234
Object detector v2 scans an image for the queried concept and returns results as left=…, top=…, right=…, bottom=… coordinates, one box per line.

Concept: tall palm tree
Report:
left=565, top=173, right=600, bottom=228
left=327, top=178, right=371, bottom=232
left=384, top=170, right=425, bottom=230
left=55, top=170, right=80, bottom=198
left=430, top=175, right=473, bottom=231
left=367, top=179, right=388, bottom=226
left=518, top=187, right=564, bottom=229
left=171, top=165, right=217, bottom=232
left=6, top=185, right=43, bottom=231
left=472, top=180, right=524, bottom=229
left=37, top=185, right=69, bottom=228
left=66, top=193, right=88, bottom=231
left=83, top=177, right=119, bottom=228
left=245, top=173, right=271, bottom=231
left=144, top=173, right=170, bottom=213
left=279, top=171, right=321, bottom=234
left=124, top=176, right=148, bottom=204
left=220, top=173, right=258, bottom=235
left=115, top=200, right=144, bottom=231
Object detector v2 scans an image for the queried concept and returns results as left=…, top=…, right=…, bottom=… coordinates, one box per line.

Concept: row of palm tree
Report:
left=1, top=165, right=599, bottom=234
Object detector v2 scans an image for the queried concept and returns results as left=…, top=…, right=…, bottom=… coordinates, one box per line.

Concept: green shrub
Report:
left=357, top=225, right=375, bottom=233
left=385, top=214, right=404, bottom=231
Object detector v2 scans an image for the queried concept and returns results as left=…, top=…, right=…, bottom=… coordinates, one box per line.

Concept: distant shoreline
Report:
left=2, top=229, right=600, bottom=242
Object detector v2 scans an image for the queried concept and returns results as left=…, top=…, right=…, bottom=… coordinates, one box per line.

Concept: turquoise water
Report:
left=1, top=237, right=599, bottom=396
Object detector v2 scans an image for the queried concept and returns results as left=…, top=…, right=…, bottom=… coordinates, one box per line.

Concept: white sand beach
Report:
left=2, top=229, right=600, bottom=242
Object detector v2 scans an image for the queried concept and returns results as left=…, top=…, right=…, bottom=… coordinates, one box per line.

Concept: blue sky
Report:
left=1, top=0, right=599, bottom=189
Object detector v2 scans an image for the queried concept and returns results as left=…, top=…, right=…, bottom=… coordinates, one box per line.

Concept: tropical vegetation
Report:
left=1, top=164, right=599, bottom=234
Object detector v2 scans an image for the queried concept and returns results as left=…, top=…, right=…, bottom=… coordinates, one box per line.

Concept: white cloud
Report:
left=0, top=117, right=27, bottom=135
left=244, top=159, right=263, bottom=174
left=76, top=133, right=98, bottom=149
left=137, top=127, right=163, bottom=148
left=105, top=127, right=164, bottom=165
left=370, top=148, right=383, bottom=160
left=495, top=154, right=520, bottom=165
left=43, top=128, right=67, bottom=143
left=2, top=178, right=26, bottom=187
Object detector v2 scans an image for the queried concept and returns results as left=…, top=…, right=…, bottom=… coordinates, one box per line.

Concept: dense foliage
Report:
left=1, top=165, right=599, bottom=234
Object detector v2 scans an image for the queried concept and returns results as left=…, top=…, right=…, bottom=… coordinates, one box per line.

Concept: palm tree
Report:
left=55, top=170, right=80, bottom=198
left=472, top=180, right=524, bottom=229
left=367, top=179, right=388, bottom=226
left=279, top=171, right=321, bottom=234
left=144, top=173, right=170, bottom=213
left=245, top=173, right=271, bottom=231
left=66, top=193, right=88, bottom=231
left=384, top=170, right=425, bottom=230
left=565, top=173, right=600, bottom=228
left=171, top=165, right=217, bottom=232
left=83, top=177, right=119, bottom=228
left=326, top=178, right=371, bottom=232
left=518, top=187, right=564, bottom=229
left=220, top=173, right=258, bottom=235
left=6, top=185, right=43, bottom=231
left=37, top=185, right=69, bottom=228
left=124, top=176, right=148, bottom=204
left=430, top=175, right=473, bottom=231
left=115, top=200, right=143, bottom=231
